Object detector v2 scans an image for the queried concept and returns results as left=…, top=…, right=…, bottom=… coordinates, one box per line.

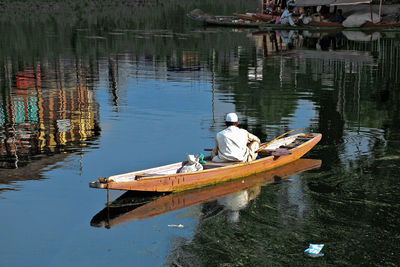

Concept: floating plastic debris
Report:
left=304, top=244, right=324, bottom=257
left=168, top=224, right=184, bottom=228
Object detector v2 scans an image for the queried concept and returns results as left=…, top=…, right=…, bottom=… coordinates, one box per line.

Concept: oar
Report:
left=204, top=128, right=305, bottom=153
left=256, top=128, right=304, bottom=153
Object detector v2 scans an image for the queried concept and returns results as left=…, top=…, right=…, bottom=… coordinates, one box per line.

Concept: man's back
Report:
left=214, top=126, right=250, bottom=162
left=211, top=112, right=260, bottom=163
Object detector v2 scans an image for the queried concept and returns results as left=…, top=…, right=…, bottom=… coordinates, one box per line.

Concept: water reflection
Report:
left=217, top=186, right=260, bottom=223
left=0, top=60, right=101, bottom=167
left=0, top=17, right=399, bottom=266
left=1, top=27, right=399, bottom=189
left=0, top=60, right=101, bottom=194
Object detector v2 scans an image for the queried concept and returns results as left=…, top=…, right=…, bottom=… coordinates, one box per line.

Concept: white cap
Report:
left=225, top=113, right=238, bottom=122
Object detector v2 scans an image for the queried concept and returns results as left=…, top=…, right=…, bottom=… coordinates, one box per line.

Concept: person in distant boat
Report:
left=280, top=6, right=296, bottom=26
left=265, top=0, right=276, bottom=14
left=286, top=0, right=296, bottom=9
left=299, top=8, right=313, bottom=25
left=331, top=9, right=345, bottom=23
left=211, top=113, right=261, bottom=163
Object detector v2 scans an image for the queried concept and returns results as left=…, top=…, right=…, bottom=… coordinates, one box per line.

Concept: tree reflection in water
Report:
left=0, top=13, right=399, bottom=265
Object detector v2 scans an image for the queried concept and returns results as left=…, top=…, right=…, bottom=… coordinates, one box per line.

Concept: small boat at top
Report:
left=292, top=0, right=400, bottom=30
left=187, top=9, right=263, bottom=28
left=89, top=132, right=322, bottom=192
left=90, top=158, right=322, bottom=228
left=234, top=12, right=300, bottom=23
left=234, top=1, right=400, bottom=31
left=299, top=20, right=400, bottom=29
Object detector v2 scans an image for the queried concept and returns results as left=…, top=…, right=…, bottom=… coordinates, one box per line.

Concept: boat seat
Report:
left=279, top=145, right=295, bottom=149
left=271, top=149, right=291, bottom=156
left=295, top=137, right=311, bottom=141
left=296, top=134, right=314, bottom=141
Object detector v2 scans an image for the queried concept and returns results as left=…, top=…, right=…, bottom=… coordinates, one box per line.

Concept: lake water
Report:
left=1, top=3, right=400, bottom=266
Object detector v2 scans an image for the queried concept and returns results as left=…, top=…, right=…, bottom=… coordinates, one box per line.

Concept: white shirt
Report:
left=212, top=126, right=260, bottom=162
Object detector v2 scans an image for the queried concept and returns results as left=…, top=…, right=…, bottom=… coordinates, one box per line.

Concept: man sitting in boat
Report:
left=298, top=8, right=313, bottom=25
left=280, top=6, right=296, bottom=26
left=211, top=113, right=261, bottom=163
left=265, top=0, right=276, bottom=14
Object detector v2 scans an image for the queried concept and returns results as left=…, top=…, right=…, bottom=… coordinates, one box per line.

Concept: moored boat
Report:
left=89, top=132, right=322, bottom=192
left=299, top=20, right=400, bottom=29
left=258, top=21, right=400, bottom=31
left=232, top=12, right=294, bottom=23
left=292, top=0, right=400, bottom=30
left=187, top=9, right=262, bottom=28
left=233, top=13, right=261, bottom=22
left=188, top=14, right=262, bottom=28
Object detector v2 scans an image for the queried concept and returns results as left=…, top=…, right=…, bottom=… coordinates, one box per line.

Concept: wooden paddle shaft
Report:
left=205, top=128, right=304, bottom=153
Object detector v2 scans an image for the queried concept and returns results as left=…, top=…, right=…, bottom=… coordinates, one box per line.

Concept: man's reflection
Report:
left=217, top=186, right=261, bottom=223
left=279, top=30, right=295, bottom=44
left=269, top=31, right=279, bottom=52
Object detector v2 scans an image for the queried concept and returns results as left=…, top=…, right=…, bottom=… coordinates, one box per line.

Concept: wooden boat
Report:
left=258, top=21, right=400, bottom=31
left=233, top=13, right=261, bottom=22
left=89, top=133, right=322, bottom=192
left=188, top=5, right=400, bottom=31
left=91, top=158, right=322, bottom=228
left=302, top=20, right=400, bottom=29
left=290, top=0, right=400, bottom=30
left=252, top=13, right=278, bottom=22
left=187, top=10, right=262, bottom=28
left=187, top=13, right=262, bottom=28
left=233, top=12, right=302, bottom=23
left=188, top=10, right=400, bottom=31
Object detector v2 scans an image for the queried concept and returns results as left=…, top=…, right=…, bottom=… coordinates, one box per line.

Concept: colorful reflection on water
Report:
left=0, top=62, right=100, bottom=169
left=0, top=13, right=399, bottom=266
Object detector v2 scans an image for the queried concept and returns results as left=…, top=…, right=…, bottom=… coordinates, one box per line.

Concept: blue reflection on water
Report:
left=0, top=76, right=220, bottom=266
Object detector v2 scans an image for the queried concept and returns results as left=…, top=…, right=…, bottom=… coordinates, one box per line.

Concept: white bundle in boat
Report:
left=179, top=154, right=203, bottom=173
left=342, top=12, right=380, bottom=27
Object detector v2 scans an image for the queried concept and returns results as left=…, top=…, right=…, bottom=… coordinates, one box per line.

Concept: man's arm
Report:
left=247, top=132, right=261, bottom=144
left=211, top=139, right=219, bottom=158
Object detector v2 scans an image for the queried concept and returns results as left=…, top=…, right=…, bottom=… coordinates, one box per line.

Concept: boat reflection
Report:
left=91, top=158, right=321, bottom=229
left=252, top=30, right=383, bottom=57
